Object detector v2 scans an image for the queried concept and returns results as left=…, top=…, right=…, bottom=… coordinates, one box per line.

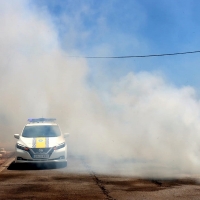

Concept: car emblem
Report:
left=38, top=139, right=43, bottom=142
left=39, top=149, right=43, bottom=153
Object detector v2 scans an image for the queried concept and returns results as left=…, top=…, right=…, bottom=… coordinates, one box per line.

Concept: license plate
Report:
left=34, top=154, right=49, bottom=159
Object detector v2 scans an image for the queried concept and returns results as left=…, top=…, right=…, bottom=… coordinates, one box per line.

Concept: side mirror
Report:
left=14, top=134, right=20, bottom=139
left=64, top=133, right=70, bottom=138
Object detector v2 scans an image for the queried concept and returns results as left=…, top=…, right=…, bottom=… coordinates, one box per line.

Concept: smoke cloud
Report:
left=1, top=1, right=200, bottom=178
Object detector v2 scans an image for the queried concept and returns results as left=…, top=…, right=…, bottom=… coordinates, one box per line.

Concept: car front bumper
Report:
left=15, top=147, right=67, bottom=164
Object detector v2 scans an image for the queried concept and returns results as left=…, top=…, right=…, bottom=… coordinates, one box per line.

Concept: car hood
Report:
left=17, top=136, right=65, bottom=148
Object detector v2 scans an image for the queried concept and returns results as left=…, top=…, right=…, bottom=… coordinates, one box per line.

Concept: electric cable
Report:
left=68, top=50, right=200, bottom=59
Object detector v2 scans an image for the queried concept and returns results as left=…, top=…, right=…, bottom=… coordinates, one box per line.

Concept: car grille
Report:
left=31, top=148, right=51, bottom=154
left=27, top=148, right=54, bottom=159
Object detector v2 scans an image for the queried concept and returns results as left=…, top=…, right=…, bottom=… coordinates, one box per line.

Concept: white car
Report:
left=14, top=118, right=68, bottom=165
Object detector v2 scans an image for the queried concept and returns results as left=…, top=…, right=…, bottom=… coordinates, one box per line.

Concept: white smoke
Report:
left=1, top=0, right=200, bottom=177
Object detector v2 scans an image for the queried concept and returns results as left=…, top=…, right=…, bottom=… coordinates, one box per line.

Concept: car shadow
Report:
left=7, top=161, right=67, bottom=170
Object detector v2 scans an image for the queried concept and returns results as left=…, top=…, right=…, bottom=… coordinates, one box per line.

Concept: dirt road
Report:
left=1, top=155, right=200, bottom=199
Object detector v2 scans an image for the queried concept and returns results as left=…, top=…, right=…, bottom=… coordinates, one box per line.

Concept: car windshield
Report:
left=22, top=125, right=61, bottom=137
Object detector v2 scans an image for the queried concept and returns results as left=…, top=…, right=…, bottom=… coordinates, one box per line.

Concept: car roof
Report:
left=26, top=118, right=58, bottom=127
left=26, top=123, right=58, bottom=127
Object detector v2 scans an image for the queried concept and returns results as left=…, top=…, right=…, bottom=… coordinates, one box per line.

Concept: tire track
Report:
left=81, top=158, right=116, bottom=200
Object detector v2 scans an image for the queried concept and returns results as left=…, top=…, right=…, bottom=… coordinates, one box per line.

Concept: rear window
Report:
left=22, top=125, right=61, bottom=138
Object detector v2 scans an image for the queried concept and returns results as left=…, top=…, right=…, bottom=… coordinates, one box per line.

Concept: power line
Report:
left=69, top=50, right=200, bottom=59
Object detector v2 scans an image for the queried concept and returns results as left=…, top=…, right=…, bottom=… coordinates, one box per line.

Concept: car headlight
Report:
left=16, top=143, right=29, bottom=151
left=53, top=142, right=65, bottom=150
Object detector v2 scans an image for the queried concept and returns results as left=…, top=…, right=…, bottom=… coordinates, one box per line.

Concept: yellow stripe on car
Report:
left=36, top=138, right=46, bottom=148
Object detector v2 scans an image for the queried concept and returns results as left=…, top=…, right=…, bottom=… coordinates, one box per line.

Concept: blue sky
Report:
left=31, top=0, right=200, bottom=90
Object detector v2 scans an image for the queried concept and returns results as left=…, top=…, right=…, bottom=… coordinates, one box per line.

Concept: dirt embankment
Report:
left=0, top=151, right=14, bottom=165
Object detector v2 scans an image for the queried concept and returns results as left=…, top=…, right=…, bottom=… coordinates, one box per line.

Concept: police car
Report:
left=14, top=118, right=68, bottom=165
